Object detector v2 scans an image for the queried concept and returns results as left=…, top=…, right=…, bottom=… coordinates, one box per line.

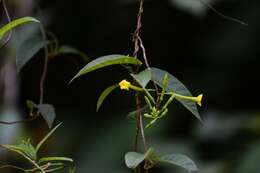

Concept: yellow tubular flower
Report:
left=174, top=93, right=203, bottom=106
left=196, top=94, right=203, bottom=106
left=119, top=80, right=131, bottom=90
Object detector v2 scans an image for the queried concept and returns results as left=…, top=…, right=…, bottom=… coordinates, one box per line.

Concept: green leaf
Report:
left=131, top=68, right=152, bottom=88
left=69, top=166, right=77, bottom=173
left=16, top=36, right=49, bottom=72
left=59, top=45, right=89, bottom=63
left=38, top=157, right=73, bottom=164
left=125, top=148, right=156, bottom=169
left=96, top=84, right=118, bottom=112
left=0, top=17, right=40, bottom=40
left=36, top=123, right=62, bottom=153
left=159, top=154, right=198, bottom=173
left=70, top=54, right=142, bottom=83
left=1, top=139, right=37, bottom=160
left=150, top=67, right=202, bottom=121
left=125, top=152, right=145, bottom=169
left=37, top=104, right=56, bottom=128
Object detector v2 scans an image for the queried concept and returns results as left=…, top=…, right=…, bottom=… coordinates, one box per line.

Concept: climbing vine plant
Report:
left=0, top=0, right=248, bottom=172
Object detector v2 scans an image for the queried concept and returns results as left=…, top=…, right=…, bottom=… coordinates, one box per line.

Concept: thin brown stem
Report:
left=39, top=24, right=49, bottom=104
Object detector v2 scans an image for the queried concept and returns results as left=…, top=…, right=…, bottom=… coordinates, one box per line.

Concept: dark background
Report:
left=0, top=0, right=259, bottom=173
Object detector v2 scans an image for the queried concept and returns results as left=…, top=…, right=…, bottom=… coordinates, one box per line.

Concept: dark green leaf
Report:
left=131, top=68, right=152, bottom=88
left=16, top=36, right=48, bottom=72
left=150, top=67, right=201, bottom=121
left=59, top=45, right=89, bottom=63
left=159, top=154, right=198, bottom=173
left=96, top=85, right=118, bottom=112
left=70, top=54, right=142, bottom=83
left=0, top=17, right=40, bottom=40
left=37, top=104, right=56, bottom=128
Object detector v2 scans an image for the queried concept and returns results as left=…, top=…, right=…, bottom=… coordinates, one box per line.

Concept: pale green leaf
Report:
left=131, top=68, right=152, bottom=88
left=0, top=139, right=37, bottom=160
left=125, top=152, right=145, bottom=169
left=159, top=154, right=198, bottom=173
left=125, top=148, right=156, bottom=169
left=70, top=54, right=142, bottom=83
left=36, top=123, right=62, bottom=153
left=38, top=157, right=73, bottom=164
left=16, top=36, right=48, bottom=72
left=0, top=17, right=40, bottom=40
left=59, top=45, right=89, bottom=63
left=96, top=84, right=118, bottom=112
left=150, top=67, right=202, bottom=122
left=37, top=104, right=56, bottom=128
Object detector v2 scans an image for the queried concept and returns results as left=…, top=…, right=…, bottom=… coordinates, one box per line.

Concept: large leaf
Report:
left=96, top=84, right=118, bottom=112
left=59, top=45, right=89, bottom=63
left=150, top=67, right=201, bottom=121
left=131, top=68, right=152, bottom=88
left=70, top=54, right=142, bottom=83
left=159, top=154, right=198, bottom=173
left=16, top=36, right=49, bottom=72
left=37, top=104, right=56, bottom=128
left=0, top=17, right=39, bottom=40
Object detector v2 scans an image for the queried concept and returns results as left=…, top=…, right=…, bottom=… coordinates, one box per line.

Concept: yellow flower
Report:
left=119, top=80, right=131, bottom=90
left=196, top=94, right=203, bottom=107
left=174, top=93, right=203, bottom=106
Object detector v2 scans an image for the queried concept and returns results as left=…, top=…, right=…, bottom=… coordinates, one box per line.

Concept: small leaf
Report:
left=38, top=157, right=73, bottom=164
left=70, top=54, right=142, bottom=83
left=36, top=123, right=62, bottom=153
left=1, top=139, right=37, bottom=160
left=37, top=104, right=56, bottom=128
left=0, top=17, right=40, bottom=40
left=125, top=148, right=156, bottom=169
left=125, top=152, right=145, bottom=169
left=96, top=84, right=118, bottom=112
left=159, top=154, right=198, bottom=173
left=131, top=68, right=152, bottom=88
left=59, top=45, right=89, bottom=62
left=150, top=67, right=202, bottom=121
left=16, top=36, right=49, bottom=72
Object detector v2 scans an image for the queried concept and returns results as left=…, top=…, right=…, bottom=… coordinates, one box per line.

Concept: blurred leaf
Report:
left=0, top=17, right=40, bottom=40
left=16, top=36, right=48, bottom=72
left=37, top=104, right=56, bottom=128
left=38, top=157, right=73, bottom=164
left=70, top=54, right=142, bottom=83
left=69, top=166, right=77, bottom=173
left=96, top=85, right=118, bottom=112
left=0, top=139, right=37, bottom=160
left=170, top=0, right=214, bottom=17
left=59, top=45, right=89, bottom=62
left=150, top=67, right=201, bottom=121
left=131, top=68, right=152, bottom=88
left=36, top=123, right=62, bottom=153
left=159, top=154, right=198, bottom=173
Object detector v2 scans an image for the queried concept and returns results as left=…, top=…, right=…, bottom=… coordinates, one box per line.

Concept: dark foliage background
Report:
left=0, top=0, right=258, bottom=173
